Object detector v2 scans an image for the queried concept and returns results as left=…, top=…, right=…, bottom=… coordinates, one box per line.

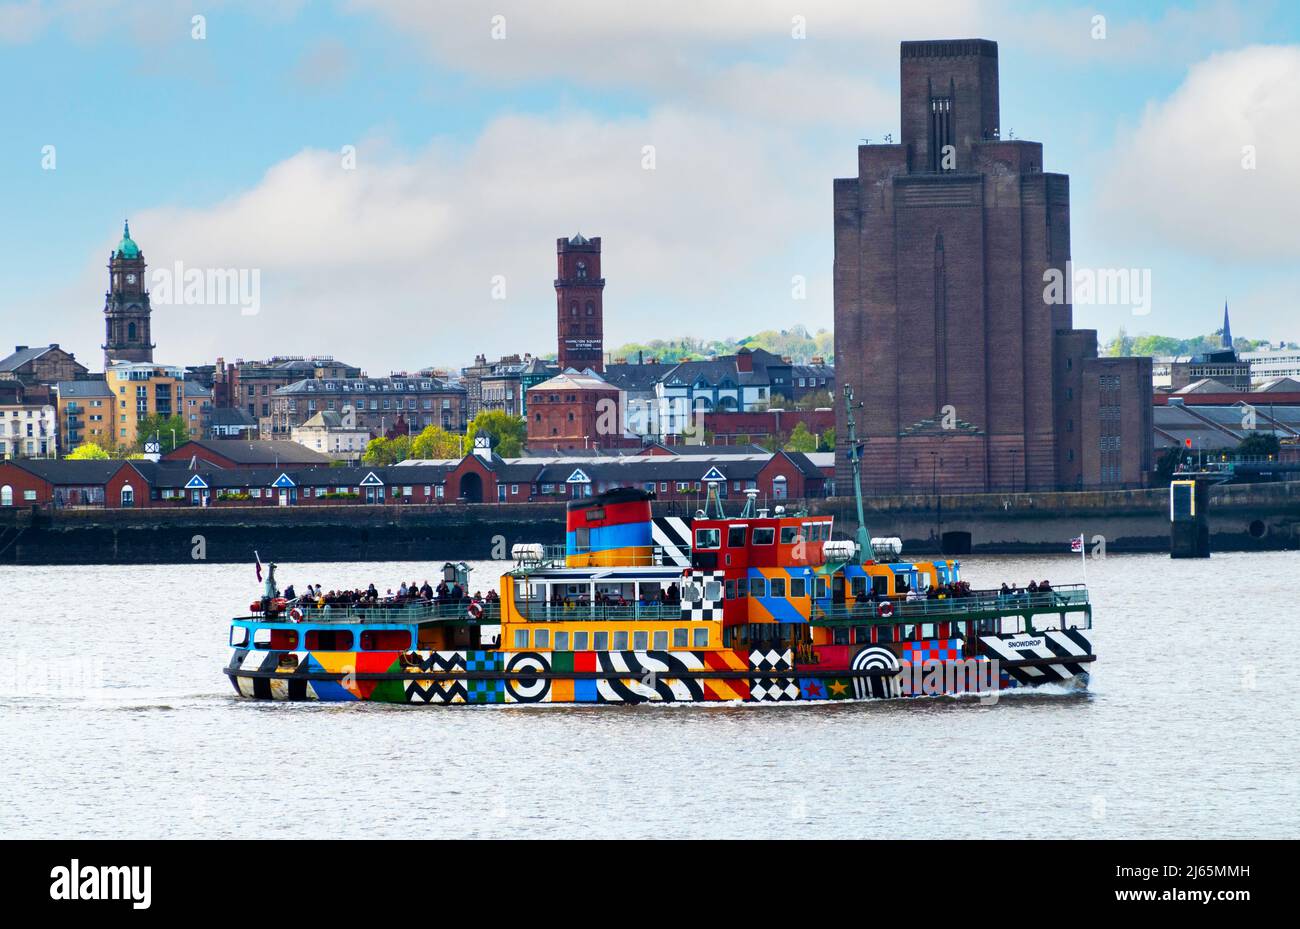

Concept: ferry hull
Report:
left=225, top=632, right=1094, bottom=704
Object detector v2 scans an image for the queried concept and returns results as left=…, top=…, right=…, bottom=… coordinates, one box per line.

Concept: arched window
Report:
left=120, top=484, right=135, bottom=508
left=128, top=322, right=137, bottom=341
left=0, top=485, right=12, bottom=507
left=569, top=302, right=579, bottom=316
left=576, top=261, right=587, bottom=280
left=585, top=302, right=594, bottom=316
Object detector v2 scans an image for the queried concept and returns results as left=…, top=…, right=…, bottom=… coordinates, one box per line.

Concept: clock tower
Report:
left=103, top=220, right=154, bottom=366
left=555, top=233, right=604, bottom=372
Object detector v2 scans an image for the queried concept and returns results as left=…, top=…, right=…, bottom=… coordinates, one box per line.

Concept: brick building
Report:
left=215, top=356, right=361, bottom=436
left=555, top=234, right=604, bottom=372
left=270, top=374, right=468, bottom=437
left=0, top=344, right=88, bottom=388
left=833, top=39, right=1152, bottom=493
left=526, top=370, right=633, bottom=452
left=102, top=222, right=154, bottom=366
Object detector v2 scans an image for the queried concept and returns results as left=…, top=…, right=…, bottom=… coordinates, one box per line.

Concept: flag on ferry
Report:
left=1069, top=535, right=1084, bottom=553
left=254, top=550, right=263, bottom=583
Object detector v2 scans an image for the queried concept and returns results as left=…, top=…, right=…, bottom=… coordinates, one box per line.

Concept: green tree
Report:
left=67, top=442, right=111, bottom=460
left=463, top=410, right=527, bottom=457
left=784, top=422, right=818, bottom=453
left=818, top=427, right=835, bottom=452
left=134, top=413, right=191, bottom=453
left=410, top=424, right=462, bottom=459
left=1238, top=433, right=1280, bottom=459
left=362, top=435, right=412, bottom=465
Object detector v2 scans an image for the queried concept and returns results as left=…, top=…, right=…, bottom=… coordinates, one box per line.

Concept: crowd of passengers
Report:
left=282, top=580, right=501, bottom=612
left=549, top=584, right=682, bottom=609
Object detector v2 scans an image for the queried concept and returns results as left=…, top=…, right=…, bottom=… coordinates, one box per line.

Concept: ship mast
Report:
left=843, top=384, right=875, bottom=564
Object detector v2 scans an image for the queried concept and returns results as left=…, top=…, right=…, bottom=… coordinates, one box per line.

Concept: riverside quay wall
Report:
left=1, top=482, right=1298, bottom=565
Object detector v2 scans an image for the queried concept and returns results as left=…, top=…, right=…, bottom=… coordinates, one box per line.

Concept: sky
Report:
left=1, top=0, right=1298, bottom=375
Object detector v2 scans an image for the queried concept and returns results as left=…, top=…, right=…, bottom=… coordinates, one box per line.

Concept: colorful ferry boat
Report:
left=225, top=390, right=1096, bottom=704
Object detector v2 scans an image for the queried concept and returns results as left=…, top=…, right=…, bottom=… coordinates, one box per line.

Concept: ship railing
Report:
left=245, top=600, right=502, bottom=624
left=811, top=585, right=1090, bottom=626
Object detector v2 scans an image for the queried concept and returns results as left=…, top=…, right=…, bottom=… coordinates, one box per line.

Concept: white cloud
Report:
left=58, top=108, right=841, bottom=373
left=1097, top=44, right=1300, bottom=264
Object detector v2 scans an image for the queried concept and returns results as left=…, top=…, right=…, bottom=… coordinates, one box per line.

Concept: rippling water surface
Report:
left=3, top=551, right=1297, bottom=839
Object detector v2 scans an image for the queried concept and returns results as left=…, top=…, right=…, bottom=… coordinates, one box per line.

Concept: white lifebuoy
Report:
left=466, top=601, right=483, bottom=620
left=288, top=608, right=303, bottom=622
left=877, top=600, right=895, bottom=619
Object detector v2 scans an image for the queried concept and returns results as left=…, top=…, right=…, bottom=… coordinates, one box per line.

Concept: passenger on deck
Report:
left=420, top=581, right=434, bottom=600
left=1028, top=580, right=1039, bottom=593
left=1000, top=583, right=1011, bottom=597
left=1039, top=579, right=1052, bottom=592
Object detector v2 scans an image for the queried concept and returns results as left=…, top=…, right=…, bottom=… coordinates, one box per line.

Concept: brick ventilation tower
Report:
left=103, top=220, right=155, bottom=366
left=555, top=234, right=604, bottom=372
left=833, top=39, right=1151, bottom=494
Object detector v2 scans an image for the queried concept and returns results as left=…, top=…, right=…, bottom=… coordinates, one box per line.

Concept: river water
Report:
left=2, top=551, right=1297, bottom=839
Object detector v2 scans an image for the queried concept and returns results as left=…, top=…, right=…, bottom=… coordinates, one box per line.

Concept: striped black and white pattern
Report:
left=851, top=646, right=902, bottom=699
left=978, top=629, right=1094, bottom=686
left=596, top=651, right=705, bottom=703
left=652, top=517, right=693, bottom=567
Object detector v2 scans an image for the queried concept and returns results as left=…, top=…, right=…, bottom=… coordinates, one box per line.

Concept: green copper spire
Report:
left=116, top=220, right=140, bottom=259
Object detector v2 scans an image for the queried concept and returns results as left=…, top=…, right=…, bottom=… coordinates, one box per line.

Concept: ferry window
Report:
left=833, top=628, right=850, bottom=645
left=305, top=629, right=353, bottom=650
left=574, top=631, right=590, bottom=651
left=535, top=629, right=551, bottom=649
left=850, top=577, right=866, bottom=597
left=727, top=526, right=746, bottom=547
left=752, top=527, right=775, bottom=545
left=704, top=581, right=722, bottom=601
left=750, top=577, right=767, bottom=597
left=692, top=628, right=709, bottom=648
left=230, top=626, right=248, bottom=647
left=790, top=578, right=807, bottom=597
left=873, top=576, right=889, bottom=597
left=725, top=579, right=736, bottom=600
left=780, top=526, right=800, bottom=544
left=673, top=628, right=688, bottom=648
left=695, top=528, right=721, bottom=550
left=594, top=631, right=609, bottom=650
left=816, top=578, right=829, bottom=598
left=513, top=629, right=528, bottom=648
left=633, top=631, right=649, bottom=650
left=613, top=631, right=629, bottom=650
left=854, top=626, right=871, bottom=644
left=770, top=577, right=786, bottom=597
left=916, top=573, right=931, bottom=591
left=682, top=582, right=701, bottom=601
left=361, top=629, right=409, bottom=650
left=555, top=630, right=570, bottom=651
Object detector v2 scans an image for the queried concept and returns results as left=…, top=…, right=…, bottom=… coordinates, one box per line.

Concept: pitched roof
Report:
left=172, top=439, right=332, bottom=465
left=601, top=363, right=666, bottom=392
left=55, top=379, right=112, bottom=398
left=2, top=345, right=63, bottom=372
left=5, top=459, right=126, bottom=484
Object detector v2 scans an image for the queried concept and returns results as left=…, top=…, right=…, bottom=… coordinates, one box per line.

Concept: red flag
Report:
left=254, top=550, right=263, bottom=583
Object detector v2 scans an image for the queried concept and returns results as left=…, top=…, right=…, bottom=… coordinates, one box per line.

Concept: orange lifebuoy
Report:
left=878, top=600, right=895, bottom=619
left=467, top=601, right=484, bottom=620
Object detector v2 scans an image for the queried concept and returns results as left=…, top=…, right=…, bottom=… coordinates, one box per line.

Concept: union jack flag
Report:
left=1069, top=535, right=1084, bottom=553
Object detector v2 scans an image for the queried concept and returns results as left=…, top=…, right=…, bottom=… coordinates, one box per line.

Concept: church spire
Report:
left=1222, top=301, right=1233, bottom=350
